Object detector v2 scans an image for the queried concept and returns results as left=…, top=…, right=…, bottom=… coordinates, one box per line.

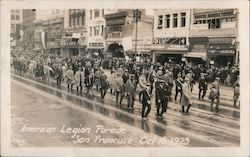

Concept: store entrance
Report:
left=212, top=55, right=234, bottom=67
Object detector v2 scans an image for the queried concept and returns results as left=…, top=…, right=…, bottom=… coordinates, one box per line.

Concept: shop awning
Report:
left=189, top=37, right=208, bottom=43
left=183, top=52, right=207, bottom=61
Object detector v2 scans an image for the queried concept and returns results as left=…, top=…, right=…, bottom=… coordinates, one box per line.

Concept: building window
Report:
left=173, top=13, right=178, bottom=28
left=94, top=26, right=100, bottom=35
left=157, top=15, right=163, bottom=29
left=181, top=12, right=186, bottom=27
left=11, top=15, right=15, bottom=20
left=79, top=16, right=82, bottom=25
left=82, top=15, right=85, bottom=25
left=94, top=9, right=100, bottom=18
left=101, top=25, right=104, bottom=36
left=74, top=17, right=77, bottom=26
left=16, top=15, right=20, bottom=21
left=77, top=17, right=80, bottom=25
left=165, top=14, right=170, bottom=28
left=208, top=19, right=220, bottom=29
left=102, top=9, right=104, bottom=17
left=11, top=24, right=15, bottom=29
left=90, top=10, right=92, bottom=19
left=72, top=17, right=75, bottom=26
left=90, top=27, right=92, bottom=36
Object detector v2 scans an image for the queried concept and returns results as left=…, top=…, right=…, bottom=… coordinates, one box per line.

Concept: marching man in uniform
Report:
left=181, top=76, right=192, bottom=115
left=65, top=66, right=74, bottom=91
left=141, top=85, right=152, bottom=120
left=74, top=67, right=85, bottom=93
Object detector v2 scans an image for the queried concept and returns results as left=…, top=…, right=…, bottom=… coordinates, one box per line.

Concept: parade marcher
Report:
left=147, top=70, right=155, bottom=95
left=44, top=63, right=54, bottom=84
left=141, top=85, right=152, bottom=120
left=114, top=71, right=123, bottom=105
left=94, top=68, right=102, bottom=90
left=209, top=77, right=220, bottom=112
left=54, top=63, right=62, bottom=87
left=61, top=62, right=68, bottom=82
left=74, top=67, right=84, bottom=92
left=174, top=73, right=183, bottom=104
left=155, top=79, right=169, bottom=118
left=180, top=76, right=192, bottom=115
left=198, top=73, right=208, bottom=101
left=125, top=74, right=137, bottom=109
left=65, top=66, right=74, bottom=91
left=138, top=70, right=148, bottom=101
left=100, top=71, right=109, bottom=99
left=120, top=69, right=130, bottom=105
left=109, top=69, right=116, bottom=94
left=86, top=69, right=94, bottom=95
left=233, top=76, right=240, bottom=108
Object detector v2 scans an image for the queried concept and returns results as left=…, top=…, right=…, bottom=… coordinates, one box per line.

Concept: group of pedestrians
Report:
left=11, top=52, right=240, bottom=120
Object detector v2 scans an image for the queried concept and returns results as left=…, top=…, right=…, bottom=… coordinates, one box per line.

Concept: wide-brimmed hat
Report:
left=215, top=77, right=220, bottom=80
left=158, top=79, right=165, bottom=83
left=184, top=77, right=190, bottom=81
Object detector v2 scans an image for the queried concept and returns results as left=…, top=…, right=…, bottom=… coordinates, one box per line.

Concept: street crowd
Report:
left=11, top=52, right=240, bottom=120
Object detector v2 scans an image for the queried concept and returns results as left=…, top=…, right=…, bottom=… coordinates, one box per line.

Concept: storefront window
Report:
left=173, top=13, right=178, bottom=28
left=165, top=14, right=170, bottom=28
left=157, top=15, right=163, bottom=29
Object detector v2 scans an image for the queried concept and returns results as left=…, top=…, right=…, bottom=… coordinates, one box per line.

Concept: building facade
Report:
left=85, top=9, right=107, bottom=57
left=152, top=9, right=191, bottom=63
left=33, top=19, right=43, bottom=52
left=22, top=9, right=36, bottom=51
left=189, top=9, right=238, bottom=67
left=10, top=9, right=23, bottom=50
left=61, top=9, right=87, bottom=57
left=105, top=9, right=153, bottom=60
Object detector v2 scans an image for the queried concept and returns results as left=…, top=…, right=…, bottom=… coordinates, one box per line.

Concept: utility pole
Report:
left=133, top=9, right=141, bottom=61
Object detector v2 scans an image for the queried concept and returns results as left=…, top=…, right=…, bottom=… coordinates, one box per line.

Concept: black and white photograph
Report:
left=1, top=0, right=249, bottom=157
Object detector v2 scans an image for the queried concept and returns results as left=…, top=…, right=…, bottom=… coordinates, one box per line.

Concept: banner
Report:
left=122, top=36, right=133, bottom=51
left=41, top=32, right=48, bottom=50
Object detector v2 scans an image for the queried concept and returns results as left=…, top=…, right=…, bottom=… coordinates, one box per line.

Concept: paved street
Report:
left=11, top=73, right=240, bottom=147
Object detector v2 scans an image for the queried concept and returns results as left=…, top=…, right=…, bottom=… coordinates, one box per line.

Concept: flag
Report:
left=41, top=32, right=47, bottom=50
left=122, top=24, right=134, bottom=51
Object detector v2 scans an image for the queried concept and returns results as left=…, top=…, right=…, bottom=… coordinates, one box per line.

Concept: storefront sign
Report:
left=208, top=49, right=235, bottom=54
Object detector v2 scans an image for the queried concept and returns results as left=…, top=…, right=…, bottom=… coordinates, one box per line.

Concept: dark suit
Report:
left=198, top=77, right=207, bottom=99
left=156, top=83, right=169, bottom=116
left=141, top=89, right=151, bottom=118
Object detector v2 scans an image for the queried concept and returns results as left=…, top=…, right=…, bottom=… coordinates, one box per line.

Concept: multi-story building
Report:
left=152, top=9, right=191, bottom=63
left=23, top=9, right=36, bottom=51
left=105, top=9, right=153, bottom=60
left=10, top=9, right=23, bottom=50
left=42, top=16, right=64, bottom=55
left=85, top=9, right=107, bottom=57
left=188, top=9, right=238, bottom=66
left=61, top=9, right=87, bottom=56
